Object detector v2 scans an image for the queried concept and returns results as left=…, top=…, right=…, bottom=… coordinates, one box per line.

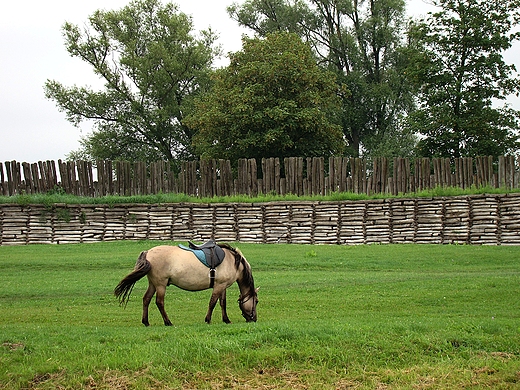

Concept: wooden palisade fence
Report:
left=0, top=155, right=518, bottom=198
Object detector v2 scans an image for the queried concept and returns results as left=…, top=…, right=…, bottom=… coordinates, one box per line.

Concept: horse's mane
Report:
left=219, top=243, right=255, bottom=291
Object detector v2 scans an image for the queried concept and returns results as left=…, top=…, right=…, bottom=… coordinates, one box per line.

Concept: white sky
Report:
left=0, top=0, right=518, bottom=163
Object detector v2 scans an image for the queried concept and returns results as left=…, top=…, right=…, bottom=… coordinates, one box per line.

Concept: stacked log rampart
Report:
left=1, top=193, right=519, bottom=246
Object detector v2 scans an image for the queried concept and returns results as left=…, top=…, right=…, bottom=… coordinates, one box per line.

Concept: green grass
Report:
left=1, top=185, right=519, bottom=206
left=1, top=242, right=519, bottom=389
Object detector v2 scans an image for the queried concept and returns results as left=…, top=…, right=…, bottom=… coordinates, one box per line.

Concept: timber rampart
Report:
left=1, top=193, right=519, bottom=246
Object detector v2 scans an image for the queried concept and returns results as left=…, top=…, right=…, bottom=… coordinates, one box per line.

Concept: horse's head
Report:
left=233, top=247, right=259, bottom=322
left=238, top=287, right=259, bottom=322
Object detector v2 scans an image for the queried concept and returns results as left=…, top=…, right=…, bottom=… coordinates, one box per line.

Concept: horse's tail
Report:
left=114, top=251, right=151, bottom=307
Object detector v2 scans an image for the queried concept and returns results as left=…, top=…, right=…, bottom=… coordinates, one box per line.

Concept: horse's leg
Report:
left=205, top=291, right=220, bottom=324
left=219, top=289, right=231, bottom=324
left=155, top=285, right=173, bottom=326
left=142, top=283, right=156, bottom=327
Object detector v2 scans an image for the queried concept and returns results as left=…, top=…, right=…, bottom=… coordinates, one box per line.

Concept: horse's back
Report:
left=147, top=245, right=200, bottom=265
left=146, top=245, right=203, bottom=274
left=144, top=245, right=236, bottom=291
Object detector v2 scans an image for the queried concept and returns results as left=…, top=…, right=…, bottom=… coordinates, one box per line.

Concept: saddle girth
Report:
left=187, top=240, right=225, bottom=288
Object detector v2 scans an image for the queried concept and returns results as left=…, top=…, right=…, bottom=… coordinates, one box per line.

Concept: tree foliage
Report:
left=408, top=0, right=520, bottom=158
left=228, top=0, right=419, bottom=158
left=185, top=32, right=344, bottom=161
left=44, top=0, right=219, bottom=162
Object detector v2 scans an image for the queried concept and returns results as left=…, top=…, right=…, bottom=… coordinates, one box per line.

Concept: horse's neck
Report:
left=237, top=280, right=252, bottom=297
left=237, top=262, right=253, bottom=296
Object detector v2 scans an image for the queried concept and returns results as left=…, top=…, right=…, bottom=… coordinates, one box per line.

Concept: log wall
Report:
left=1, top=193, right=519, bottom=246
left=2, top=155, right=518, bottom=197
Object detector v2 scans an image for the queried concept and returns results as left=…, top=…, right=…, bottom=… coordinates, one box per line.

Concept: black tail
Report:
left=114, top=251, right=151, bottom=307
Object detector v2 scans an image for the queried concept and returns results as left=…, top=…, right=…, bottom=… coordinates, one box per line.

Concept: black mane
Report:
left=219, top=243, right=255, bottom=292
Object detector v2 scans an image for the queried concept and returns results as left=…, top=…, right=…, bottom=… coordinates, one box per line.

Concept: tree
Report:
left=44, top=0, right=219, bottom=163
left=228, top=0, right=419, bottom=158
left=408, top=0, right=520, bottom=158
left=185, top=32, right=344, bottom=161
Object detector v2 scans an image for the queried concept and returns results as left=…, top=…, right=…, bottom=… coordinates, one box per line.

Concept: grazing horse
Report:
left=114, top=243, right=258, bottom=325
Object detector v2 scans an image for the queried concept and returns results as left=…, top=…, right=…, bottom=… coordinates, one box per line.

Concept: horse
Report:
left=114, top=243, right=259, bottom=326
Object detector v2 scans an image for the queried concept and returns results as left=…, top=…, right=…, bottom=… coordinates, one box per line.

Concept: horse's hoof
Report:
left=164, top=321, right=173, bottom=326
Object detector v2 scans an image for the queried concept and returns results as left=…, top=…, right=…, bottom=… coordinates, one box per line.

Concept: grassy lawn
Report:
left=1, top=241, right=519, bottom=389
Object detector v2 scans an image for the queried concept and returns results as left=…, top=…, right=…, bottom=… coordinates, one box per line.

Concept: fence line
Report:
left=1, top=193, right=520, bottom=246
left=1, top=155, right=518, bottom=197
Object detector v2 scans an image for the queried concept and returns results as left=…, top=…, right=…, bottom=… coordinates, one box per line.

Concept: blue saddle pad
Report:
left=178, top=244, right=208, bottom=266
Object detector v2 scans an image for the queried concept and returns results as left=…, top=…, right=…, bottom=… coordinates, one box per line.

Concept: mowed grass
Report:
left=0, top=241, right=519, bottom=389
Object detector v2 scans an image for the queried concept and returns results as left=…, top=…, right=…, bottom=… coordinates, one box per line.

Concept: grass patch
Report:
left=1, top=185, right=519, bottom=206
left=0, top=242, right=519, bottom=388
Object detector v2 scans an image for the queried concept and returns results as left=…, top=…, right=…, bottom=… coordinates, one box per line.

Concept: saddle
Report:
left=178, top=240, right=225, bottom=287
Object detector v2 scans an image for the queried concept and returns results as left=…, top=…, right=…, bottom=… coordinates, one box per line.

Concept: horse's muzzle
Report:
left=241, top=311, right=256, bottom=322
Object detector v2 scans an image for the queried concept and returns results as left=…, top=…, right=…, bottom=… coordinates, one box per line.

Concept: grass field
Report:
left=1, top=241, right=519, bottom=389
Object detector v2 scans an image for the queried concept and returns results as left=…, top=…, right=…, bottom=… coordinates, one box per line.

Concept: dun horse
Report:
left=114, top=243, right=258, bottom=325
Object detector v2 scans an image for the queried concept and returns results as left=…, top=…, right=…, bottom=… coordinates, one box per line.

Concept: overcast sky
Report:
left=1, top=0, right=518, bottom=164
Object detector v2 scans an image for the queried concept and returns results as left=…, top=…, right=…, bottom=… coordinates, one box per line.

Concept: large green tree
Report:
left=408, top=0, right=520, bottom=158
left=228, top=0, right=419, bottom=158
left=185, top=32, right=344, bottom=161
left=44, top=0, right=219, bottom=162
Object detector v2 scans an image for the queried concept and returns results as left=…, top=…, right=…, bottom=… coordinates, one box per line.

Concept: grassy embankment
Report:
left=1, top=184, right=518, bottom=206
